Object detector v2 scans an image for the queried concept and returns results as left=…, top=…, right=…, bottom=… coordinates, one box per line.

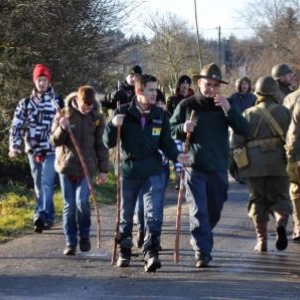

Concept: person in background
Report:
left=229, top=76, right=256, bottom=113
left=167, top=75, right=194, bottom=189
left=9, top=64, right=63, bottom=233
left=50, top=85, right=109, bottom=255
left=271, top=63, right=294, bottom=103
left=167, top=75, right=194, bottom=115
left=97, top=65, right=142, bottom=110
left=229, top=76, right=256, bottom=183
left=170, top=63, right=249, bottom=268
left=103, top=74, right=191, bottom=272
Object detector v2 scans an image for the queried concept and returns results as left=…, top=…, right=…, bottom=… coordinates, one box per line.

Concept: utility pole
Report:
left=217, top=26, right=222, bottom=65
left=194, top=0, right=202, bottom=70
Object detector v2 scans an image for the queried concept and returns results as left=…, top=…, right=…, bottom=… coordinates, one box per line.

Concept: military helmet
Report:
left=255, top=76, right=278, bottom=96
left=271, top=63, right=293, bottom=79
left=193, top=63, right=228, bottom=84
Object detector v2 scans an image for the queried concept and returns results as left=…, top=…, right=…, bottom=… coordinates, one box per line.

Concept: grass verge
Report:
left=0, top=171, right=116, bottom=243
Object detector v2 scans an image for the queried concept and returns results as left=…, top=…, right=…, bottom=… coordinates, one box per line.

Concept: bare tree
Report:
left=141, top=11, right=217, bottom=94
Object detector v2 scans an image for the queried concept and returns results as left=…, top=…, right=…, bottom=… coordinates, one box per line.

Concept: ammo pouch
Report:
left=233, top=147, right=249, bottom=168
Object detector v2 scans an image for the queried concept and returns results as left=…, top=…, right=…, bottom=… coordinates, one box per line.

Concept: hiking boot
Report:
left=195, top=252, right=211, bottom=268
left=136, top=231, right=144, bottom=249
left=44, top=221, right=54, bottom=230
left=79, top=237, right=91, bottom=252
left=33, top=217, right=45, bottom=233
left=144, top=250, right=161, bottom=272
left=292, top=230, right=300, bottom=242
left=116, top=247, right=131, bottom=267
left=63, top=245, right=76, bottom=255
left=254, top=222, right=267, bottom=252
left=276, top=226, right=288, bottom=251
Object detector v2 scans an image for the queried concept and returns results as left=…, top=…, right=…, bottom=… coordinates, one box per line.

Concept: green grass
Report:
left=0, top=170, right=116, bottom=243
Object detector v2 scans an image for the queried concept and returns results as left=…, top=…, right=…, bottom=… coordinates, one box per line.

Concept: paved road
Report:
left=1, top=177, right=300, bottom=299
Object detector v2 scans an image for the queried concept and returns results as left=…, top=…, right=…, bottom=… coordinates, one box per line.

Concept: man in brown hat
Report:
left=170, top=63, right=249, bottom=268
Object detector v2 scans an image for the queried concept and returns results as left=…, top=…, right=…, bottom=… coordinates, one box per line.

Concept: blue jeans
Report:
left=119, top=174, right=165, bottom=246
left=135, top=165, right=170, bottom=233
left=59, top=174, right=91, bottom=246
left=28, top=153, right=56, bottom=224
left=185, top=169, right=228, bottom=256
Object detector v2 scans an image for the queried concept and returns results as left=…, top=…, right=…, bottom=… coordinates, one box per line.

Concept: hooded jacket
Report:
left=9, top=87, right=62, bottom=155
left=50, top=92, right=109, bottom=177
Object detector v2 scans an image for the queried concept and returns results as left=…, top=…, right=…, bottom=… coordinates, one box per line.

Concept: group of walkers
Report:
left=7, top=61, right=300, bottom=273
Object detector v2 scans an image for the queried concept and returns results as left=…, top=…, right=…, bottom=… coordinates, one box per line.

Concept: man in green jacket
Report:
left=103, top=74, right=191, bottom=272
left=170, top=63, right=249, bottom=268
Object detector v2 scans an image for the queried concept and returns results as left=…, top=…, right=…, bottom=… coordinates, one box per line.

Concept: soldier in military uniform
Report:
left=271, top=63, right=294, bottom=103
left=284, top=88, right=300, bottom=242
left=232, top=76, right=292, bottom=252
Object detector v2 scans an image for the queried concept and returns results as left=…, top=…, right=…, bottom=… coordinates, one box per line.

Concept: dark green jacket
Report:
left=170, top=91, right=249, bottom=172
left=103, top=99, right=179, bottom=179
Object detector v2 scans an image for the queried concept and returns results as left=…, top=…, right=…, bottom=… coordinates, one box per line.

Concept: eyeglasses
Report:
left=201, top=80, right=220, bottom=88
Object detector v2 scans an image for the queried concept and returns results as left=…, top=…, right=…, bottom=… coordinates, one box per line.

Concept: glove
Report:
left=287, top=160, right=300, bottom=183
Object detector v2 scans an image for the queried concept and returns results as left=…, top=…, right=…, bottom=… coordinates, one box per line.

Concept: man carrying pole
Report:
left=170, top=63, right=249, bottom=268
left=103, top=74, right=191, bottom=272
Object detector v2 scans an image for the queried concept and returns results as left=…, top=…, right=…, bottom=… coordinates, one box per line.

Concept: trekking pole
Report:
left=51, top=100, right=102, bottom=248
left=174, top=110, right=196, bottom=263
left=111, top=100, right=122, bottom=265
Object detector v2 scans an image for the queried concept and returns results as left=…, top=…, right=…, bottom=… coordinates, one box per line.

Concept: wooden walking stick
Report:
left=174, top=110, right=196, bottom=263
left=51, top=100, right=102, bottom=248
left=111, top=101, right=122, bottom=265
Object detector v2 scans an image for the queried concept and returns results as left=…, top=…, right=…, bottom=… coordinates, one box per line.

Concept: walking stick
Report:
left=51, top=100, right=102, bottom=248
left=111, top=101, right=122, bottom=265
left=174, top=110, right=196, bottom=263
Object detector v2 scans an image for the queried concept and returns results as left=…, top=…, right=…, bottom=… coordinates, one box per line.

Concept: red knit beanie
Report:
left=32, top=64, right=51, bottom=82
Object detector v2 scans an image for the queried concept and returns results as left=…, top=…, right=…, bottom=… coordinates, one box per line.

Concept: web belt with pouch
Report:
left=246, top=103, right=285, bottom=152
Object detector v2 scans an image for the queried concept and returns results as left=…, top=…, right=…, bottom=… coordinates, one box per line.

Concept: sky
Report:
left=126, top=0, right=255, bottom=40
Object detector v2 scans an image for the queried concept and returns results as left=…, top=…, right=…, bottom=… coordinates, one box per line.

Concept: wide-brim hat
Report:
left=193, top=63, right=228, bottom=84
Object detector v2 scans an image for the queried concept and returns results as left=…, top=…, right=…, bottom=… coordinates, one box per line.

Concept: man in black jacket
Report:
left=97, top=65, right=142, bottom=110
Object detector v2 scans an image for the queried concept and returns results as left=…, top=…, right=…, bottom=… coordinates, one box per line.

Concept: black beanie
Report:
left=178, top=75, right=192, bottom=86
left=127, top=65, right=142, bottom=76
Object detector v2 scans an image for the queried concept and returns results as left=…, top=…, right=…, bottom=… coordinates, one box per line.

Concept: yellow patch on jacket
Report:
left=152, top=127, right=161, bottom=136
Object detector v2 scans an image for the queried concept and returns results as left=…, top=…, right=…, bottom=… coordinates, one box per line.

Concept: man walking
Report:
left=232, top=76, right=292, bottom=252
left=170, top=63, right=249, bottom=268
left=103, top=74, right=191, bottom=272
left=9, top=64, right=63, bottom=233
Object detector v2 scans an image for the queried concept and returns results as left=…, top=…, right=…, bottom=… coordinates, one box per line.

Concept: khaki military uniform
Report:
left=284, top=91, right=300, bottom=239
left=277, top=82, right=294, bottom=104
left=232, top=95, right=292, bottom=251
